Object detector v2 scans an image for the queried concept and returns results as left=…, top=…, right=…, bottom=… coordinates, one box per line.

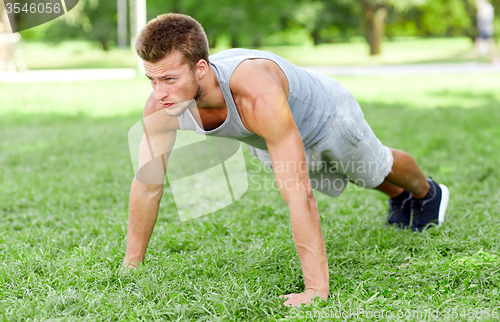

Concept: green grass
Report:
left=18, top=41, right=137, bottom=70
left=1, top=73, right=500, bottom=320
left=18, top=37, right=486, bottom=70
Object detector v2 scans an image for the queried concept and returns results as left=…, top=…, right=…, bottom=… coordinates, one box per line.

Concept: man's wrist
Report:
left=123, top=256, right=140, bottom=268
left=305, top=287, right=329, bottom=299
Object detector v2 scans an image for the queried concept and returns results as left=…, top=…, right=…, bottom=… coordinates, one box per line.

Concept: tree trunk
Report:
left=230, top=33, right=239, bottom=48
left=362, top=4, right=387, bottom=56
left=312, top=29, right=320, bottom=46
left=99, top=39, right=109, bottom=51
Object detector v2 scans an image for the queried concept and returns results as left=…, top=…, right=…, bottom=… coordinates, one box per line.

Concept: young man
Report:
left=123, top=13, right=450, bottom=307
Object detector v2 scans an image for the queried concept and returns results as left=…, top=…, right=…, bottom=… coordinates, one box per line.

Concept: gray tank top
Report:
left=178, top=48, right=361, bottom=150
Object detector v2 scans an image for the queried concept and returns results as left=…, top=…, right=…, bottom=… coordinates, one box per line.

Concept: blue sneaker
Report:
left=411, top=178, right=449, bottom=232
left=386, top=190, right=412, bottom=229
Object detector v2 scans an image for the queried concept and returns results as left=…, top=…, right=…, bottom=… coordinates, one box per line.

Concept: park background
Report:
left=1, top=0, right=500, bottom=320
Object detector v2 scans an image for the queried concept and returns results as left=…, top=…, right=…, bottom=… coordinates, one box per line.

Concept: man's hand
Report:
left=281, top=289, right=328, bottom=307
left=122, top=257, right=139, bottom=269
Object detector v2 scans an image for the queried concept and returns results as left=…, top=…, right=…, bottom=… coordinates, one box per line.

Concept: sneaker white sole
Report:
left=437, top=184, right=449, bottom=226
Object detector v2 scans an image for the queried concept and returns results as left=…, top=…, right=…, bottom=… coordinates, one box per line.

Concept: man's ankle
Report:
left=391, top=189, right=410, bottom=201
left=413, top=182, right=433, bottom=200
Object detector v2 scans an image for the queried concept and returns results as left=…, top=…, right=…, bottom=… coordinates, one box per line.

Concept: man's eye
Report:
left=166, top=78, right=175, bottom=82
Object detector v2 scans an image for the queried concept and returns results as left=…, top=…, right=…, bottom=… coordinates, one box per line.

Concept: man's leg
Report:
left=375, top=148, right=429, bottom=199
left=375, top=148, right=449, bottom=231
left=318, top=113, right=448, bottom=231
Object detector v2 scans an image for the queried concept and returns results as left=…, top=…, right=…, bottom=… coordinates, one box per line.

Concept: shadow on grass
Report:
left=427, top=89, right=500, bottom=106
left=0, top=110, right=142, bottom=129
left=412, top=50, right=472, bottom=64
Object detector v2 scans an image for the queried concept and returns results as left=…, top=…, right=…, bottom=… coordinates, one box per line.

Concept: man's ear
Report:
left=196, top=59, right=208, bottom=79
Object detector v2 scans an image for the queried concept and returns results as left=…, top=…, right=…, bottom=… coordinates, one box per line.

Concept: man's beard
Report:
left=193, top=83, right=203, bottom=102
left=165, top=84, right=203, bottom=117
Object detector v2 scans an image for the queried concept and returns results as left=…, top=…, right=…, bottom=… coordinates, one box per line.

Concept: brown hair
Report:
left=136, top=13, right=210, bottom=69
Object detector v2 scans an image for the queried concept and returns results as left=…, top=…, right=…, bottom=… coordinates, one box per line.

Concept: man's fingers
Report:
left=284, top=298, right=302, bottom=307
left=280, top=293, right=302, bottom=307
left=280, top=292, right=317, bottom=307
left=280, top=293, right=294, bottom=299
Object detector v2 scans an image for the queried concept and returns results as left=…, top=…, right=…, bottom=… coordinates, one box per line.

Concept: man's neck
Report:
left=195, top=64, right=225, bottom=110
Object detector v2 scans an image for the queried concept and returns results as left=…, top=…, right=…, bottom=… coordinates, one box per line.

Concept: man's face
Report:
left=144, top=50, right=202, bottom=117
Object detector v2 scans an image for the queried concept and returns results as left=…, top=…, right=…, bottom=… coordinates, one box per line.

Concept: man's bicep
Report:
left=230, top=63, right=291, bottom=139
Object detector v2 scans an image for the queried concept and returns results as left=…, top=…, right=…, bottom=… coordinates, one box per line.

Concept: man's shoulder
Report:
left=230, top=59, right=283, bottom=93
left=210, top=48, right=276, bottom=63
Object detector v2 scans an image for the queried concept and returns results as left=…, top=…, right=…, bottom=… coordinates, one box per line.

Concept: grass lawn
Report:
left=1, top=73, right=500, bottom=321
left=17, top=37, right=487, bottom=70
left=18, top=41, right=137, bottom=70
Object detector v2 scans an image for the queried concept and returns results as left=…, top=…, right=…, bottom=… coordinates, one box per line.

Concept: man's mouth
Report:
left=161, top=103, right=174, bottom=108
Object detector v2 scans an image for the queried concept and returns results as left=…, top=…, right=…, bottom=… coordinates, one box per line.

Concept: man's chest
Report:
left=193, top=92, right=254, bottom=133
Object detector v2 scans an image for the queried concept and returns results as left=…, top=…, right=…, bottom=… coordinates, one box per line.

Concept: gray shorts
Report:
left=249, top=114, right=394, bottom=198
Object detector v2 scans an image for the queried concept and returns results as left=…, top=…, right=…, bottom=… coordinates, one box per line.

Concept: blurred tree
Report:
left=453, top=0, right=500, bottom=41
left=18, top=0, right=499, bottom=52
left=352, top=0, right=428, bottom=55
left=85, top=0, right=118, bottom=50
left=293, top=0, right=327, bottom=45
left=43, top=0, right=117, bottom=51
left=292, top=0, right=359, bottom=45
left=358, top=0, right=388, bottom=55
left=146, top=0, right=294, bottom=48
left=386, top=0, right=500, bottom=41
left=420, top=0, right=471, bottom=37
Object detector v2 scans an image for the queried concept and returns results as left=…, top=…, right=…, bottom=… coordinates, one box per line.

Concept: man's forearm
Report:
left=289, top=204, right=329, bottom=297
left=123, top=178, right=163, bottom=267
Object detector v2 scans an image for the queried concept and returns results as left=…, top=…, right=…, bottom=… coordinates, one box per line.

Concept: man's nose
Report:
left=155, top=83, right=169, bottom=102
